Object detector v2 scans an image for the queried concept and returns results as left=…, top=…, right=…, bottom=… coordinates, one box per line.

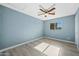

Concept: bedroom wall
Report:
left=44, top=15, right=75, bottom=42
left=0, top=6, right=4, bottom=49
left=0, top=5, right=76, bottom=50
left=0, top=5, right=43, bottom=50
left=75, top=8, right=79, bottom=48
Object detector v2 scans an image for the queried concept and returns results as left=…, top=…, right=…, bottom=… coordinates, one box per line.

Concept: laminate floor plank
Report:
left=1, top=38, right=79, bottom=56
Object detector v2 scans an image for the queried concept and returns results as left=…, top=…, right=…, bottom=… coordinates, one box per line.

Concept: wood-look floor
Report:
left=0, top=38, right=79, bottom=56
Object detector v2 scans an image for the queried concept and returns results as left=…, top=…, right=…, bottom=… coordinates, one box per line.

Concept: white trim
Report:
left=0, top=37, right=43, bottom=52
left=0, top=3, right=76, bottom=20
left=0, top=4, right=41, bottom=21
left=0, top=36, right=75, bottom=52
left=0, top=4, right=28, bottom=15
left=44, top=36, right=75, bottom=44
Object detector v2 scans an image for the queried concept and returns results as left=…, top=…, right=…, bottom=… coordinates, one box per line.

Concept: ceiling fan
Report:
left=38, top=4, right=56, bottom=17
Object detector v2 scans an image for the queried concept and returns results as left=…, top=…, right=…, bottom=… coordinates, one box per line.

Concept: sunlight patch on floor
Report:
left=34, top=42, right=49, bottom=52
left=34, top=42, right=61, bottom=56
left=43, top=45, right=60, bottom=56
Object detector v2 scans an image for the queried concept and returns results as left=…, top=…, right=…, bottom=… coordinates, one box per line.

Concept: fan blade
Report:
left=40, top=9, right=46, bottom=13
left=39, top=5, right=46, bottom=11
left=48, top=13, right=55, bottom=15
left=47, top=8, right=55, bottom=12
left=48, top=4, right=55, bottom=10
left=38, top=12, right=46, bottom=16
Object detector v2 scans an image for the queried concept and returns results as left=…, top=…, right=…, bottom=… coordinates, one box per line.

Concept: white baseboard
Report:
left=0, top=36, right=75, bottom=52
left=0, top=37, right=43, bottom=53
left=44, top=37, right=75, bottom=44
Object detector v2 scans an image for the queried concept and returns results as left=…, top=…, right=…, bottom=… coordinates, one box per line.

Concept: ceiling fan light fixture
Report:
left=38, top=4, right=56, bottom=17
left=44, top=15, right=47, bottom=17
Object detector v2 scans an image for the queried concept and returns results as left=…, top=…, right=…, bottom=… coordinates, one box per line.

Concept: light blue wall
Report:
left=0, top=5, right=76, bottom=50
left=0, top=5, right=43, bottom=50
left=44, top=15, right=75, bottom=42
left=0, top=6, right=4, bottom=49
left=75, top=8, right=79, bottom=48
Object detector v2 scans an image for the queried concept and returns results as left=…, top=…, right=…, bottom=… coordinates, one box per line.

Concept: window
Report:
left=50, top=23, right=57, bottom=30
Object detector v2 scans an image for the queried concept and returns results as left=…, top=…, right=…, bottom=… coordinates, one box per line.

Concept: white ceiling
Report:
left=1, top=3, right=79, bottom=20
